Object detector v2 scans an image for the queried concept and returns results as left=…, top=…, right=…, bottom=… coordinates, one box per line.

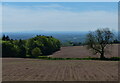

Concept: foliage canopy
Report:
left=2, top=35, right=61, bottom=58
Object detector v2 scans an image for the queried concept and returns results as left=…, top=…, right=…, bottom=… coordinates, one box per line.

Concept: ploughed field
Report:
left=50, top=44, right=119, bottom=58
left=3, top=58, right=118, bottom=81
left=2, top=44, right=119, bottom=81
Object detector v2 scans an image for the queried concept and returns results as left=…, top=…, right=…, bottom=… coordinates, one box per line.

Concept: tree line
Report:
left=2, top=35, right=61, bottom=58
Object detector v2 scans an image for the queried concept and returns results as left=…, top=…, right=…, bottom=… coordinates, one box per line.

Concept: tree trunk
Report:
left=100, top=52, right=105, bottom=59
left=100, top=47, right=106, bottom=59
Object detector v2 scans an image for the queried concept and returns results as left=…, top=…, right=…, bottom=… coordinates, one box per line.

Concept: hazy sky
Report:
left=2, top=2, right=118, bottom=32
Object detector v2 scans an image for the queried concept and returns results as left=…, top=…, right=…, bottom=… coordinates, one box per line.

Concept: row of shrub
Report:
left=2, top=35, right=61, bottom=58
left=62, top=41, right=82, bottom=47
left=36, top=56, right=120, bottom=61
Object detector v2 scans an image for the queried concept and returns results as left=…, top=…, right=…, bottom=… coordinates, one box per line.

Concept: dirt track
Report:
left=2, top=58, right=118, bottom=81
left=50, top=44, right=119, bottom=58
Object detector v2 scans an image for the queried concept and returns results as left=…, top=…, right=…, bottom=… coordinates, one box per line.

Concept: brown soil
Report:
left=50, top=44, right=119, bottom=58
left=2, top=44, right=119, bottom=81
left=2, top=58, right=118, bottom=81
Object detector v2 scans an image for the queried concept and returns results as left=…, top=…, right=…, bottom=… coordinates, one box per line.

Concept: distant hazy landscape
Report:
left=2, top=31, right=88, bottom=43
left=2, top=31, right=118, bottom=43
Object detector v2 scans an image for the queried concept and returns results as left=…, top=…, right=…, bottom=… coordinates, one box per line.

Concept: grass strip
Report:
left=36, top=56, right=120, bottom=61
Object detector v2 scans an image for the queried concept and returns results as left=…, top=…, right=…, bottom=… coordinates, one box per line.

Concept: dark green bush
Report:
left=2, top=41, right=19, bottom=57
left=31, top=47, right=42, bottom=58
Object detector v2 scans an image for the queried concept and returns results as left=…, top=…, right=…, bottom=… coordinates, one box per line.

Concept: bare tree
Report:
left=85, top=28, right=114, bottom=59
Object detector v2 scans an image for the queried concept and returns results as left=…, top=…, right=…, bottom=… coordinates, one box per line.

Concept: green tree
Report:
left=32, top=47, right=42, bottom=58
left=2, top=35, right=61, bottom=58
left=2, top=41, right=18, bottom=57
left=85, top=28, right=114, bottom=59
left=2, top=35, right=6, bottom=41
left=2, top=35, right=10, bottom=41
left=31, top=35, right=61, bottom=55
left=18, top=46, right=26, bottom=58
left=26, top=39, right=37, bottom=55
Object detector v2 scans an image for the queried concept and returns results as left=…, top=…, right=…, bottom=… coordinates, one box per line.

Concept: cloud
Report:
left=5, top=4, right=63, bottom=8
left=2, top=4, right=118, bottom=32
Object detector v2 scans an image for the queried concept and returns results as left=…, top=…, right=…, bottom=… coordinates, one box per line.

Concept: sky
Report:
left=2, top=2, right=118, bottom=32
